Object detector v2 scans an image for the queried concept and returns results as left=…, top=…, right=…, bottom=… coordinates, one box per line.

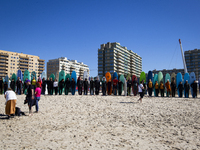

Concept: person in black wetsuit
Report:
left=184, top=80, right=190, bottom=98
left=83, top=78, right=88, bottom=95
left=46, top=78, right=50, bottom=95
left=64, top=78, right=71, bottom=95
left=178, top=81, right=184, bottom=97
left=107, top=79, right=112, bottom=95
left=90, top=77, right=94, bottom=95
left=71, top=78, right=76, bottom=95
left=118, top=80, right=123, bottom=96
left=171, top=80, right=176, bottom=97
left=101, top=77, right=106, bottom=96
left=10, top=79, right=15, bottom=91
left=4, top=81, right=8, bottom=94
left=41, top=78, right=46, bottom=95
left=95, top=77, right=100, bottom=95
left=49, top=78, right=54, bottom=95
left=59, top=79, right=64, bottom=95
left=0, top=77, right=3, bottom=95
left=191, top=81, right=198, bottom=98
left=77, top=77, right=83, bottom=95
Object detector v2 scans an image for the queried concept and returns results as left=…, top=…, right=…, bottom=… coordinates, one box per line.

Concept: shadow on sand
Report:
left=0, top=114, right=9, bottom=120
left=119, top=102, right=138, bottom=104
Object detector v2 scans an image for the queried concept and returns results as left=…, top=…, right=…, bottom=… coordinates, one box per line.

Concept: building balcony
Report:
left=0, top=59, right=8, bottom=63
left=19, top=65, right=29, bottom=69
left=19, top=59, right=29, bottom=62
left=38, top=59, right=45, bottom=62
left=0, top=63, right=8, bottom=66
left=39, top=64, right=45, bottom=68
left=38, top=68, right=45, bottom=71
left=38, top=71, right=43, bottom=74
left=0, top=70, right=7, bottom=73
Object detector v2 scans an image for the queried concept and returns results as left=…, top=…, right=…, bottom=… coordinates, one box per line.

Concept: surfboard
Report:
left=140, top=71, right=146, bottom=83
left=171, top=72, right=176, bottom=83
left=23, top=70, right=30, bottom=94
left=184, top=73, right=190, bottom=98
left=176, top=72, right=183, bottom=97
left=105, top=72, right=112, bottom=95
left=59, top=70, right=65, bottom=82
left=124, top=77, right=127, bottom=96
left=41, top=71, right=46, bottom=80
left=153, top=74, right=158, bottom=96
left=83, top=71, right=89, bottom=81
left=126, top=73, right=131, bottom=80
left=158, top=72, right=164, bottom=93
left=31, top=71, right=37, bottom=81
left=119, top=74, right=125, bottom=92
left=11, top=73, right=17, bottom=92
left=71, top=71, right=77, bottom=95
left=113, top=72, right=118, bottom=80
left=5, top=75, right=9, bottom=84
left=49, top=73, right=55, bottom=81
left=190, top=72, right=196, bottom=96
left=147, top=71, right=153, bottom=83
left=17, top=70, right=23, bottom=80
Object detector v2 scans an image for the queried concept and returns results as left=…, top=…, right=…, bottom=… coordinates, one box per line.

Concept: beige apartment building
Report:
left=0, top=50, right=45, bottom=78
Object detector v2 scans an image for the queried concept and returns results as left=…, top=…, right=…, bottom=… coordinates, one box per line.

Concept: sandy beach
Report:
left=0, top=94, right=200, bottom=149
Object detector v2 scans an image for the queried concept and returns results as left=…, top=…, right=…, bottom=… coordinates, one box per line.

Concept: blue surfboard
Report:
left=113, top=72, right=118, bottom=80
left=184, top=73, right=190, bottom=98
left=176, top=72, right=183, bottom=97
left=17, top=70, right=23, bottom=80
left=190, top=72, right=196, bottom=96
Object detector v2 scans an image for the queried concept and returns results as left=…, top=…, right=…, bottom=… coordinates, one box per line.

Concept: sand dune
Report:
left=0, top=94, right=200, bottom=149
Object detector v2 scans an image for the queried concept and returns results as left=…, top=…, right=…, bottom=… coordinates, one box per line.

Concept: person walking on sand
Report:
left=26, top=80, right=34, bottom=116
left=35, top=82, right=41, bottom=113
left=138, top=81, right=144, bottom=103
left=4, top=88, right=17, bottom=119
left=165, top=79, right=171, bottom=97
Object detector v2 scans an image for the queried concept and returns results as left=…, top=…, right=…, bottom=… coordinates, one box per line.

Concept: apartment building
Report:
left=98, top=42, right=142, bottom=78
left=47, top=57, right=89, bottom=78
left=185, top=49, right=200, bottom=77
left=152, top=68, right=184, bottom=77
left=0, top=50, right=45, bottom=78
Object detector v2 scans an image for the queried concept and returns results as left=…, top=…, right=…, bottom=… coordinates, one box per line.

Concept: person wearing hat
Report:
left=26, top=80, right=34, bottom=116
left=184, top=80, right=190, bottom=98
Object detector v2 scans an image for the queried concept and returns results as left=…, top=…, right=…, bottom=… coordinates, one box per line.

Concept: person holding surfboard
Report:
left=138, top=81, right=144, bottom=102
left=83, top=78, right=88, bottom=95
left=102, top=77, right=106, bottom=96
left=58, top=79, right=65, bottom=95
left=95, top=77, right=100, bottom=95
left=132, top=78, right=138, bottom=96
left=118, top=80, right=123, bottom=96
left=107, top=79, right=112, bottom=95
left=64, top=78, right=71, bottom=95
left=71, top=78, right=76, bottom=95
left=16, top=77, right=22, bottom=95
left=53, top=79, right=58, bottom=95
left=147, top=79, right=153, bottom=97
left=160, top=81, right=165, bottom=97
left=127, top=77, right=132, bottom=96
left=90, top=77, right=94, bottom=95
left=184, top=80, right=190, bottom=98
left=113, top=77, right=118, bottom=95
left=178, top=81, right=184, bottom=97
left=10, top=79, right=15, bottom=91
left=191, top=81, right=198, bottom=98
left=154, top=81, right=159, bottom=97
left=77, top=77, right=83, bottom=95
left=0, top=77, right=3, bottom=95
left=171, top=80, right=176, bottom=97
left=165, top=79, right=171, bottom=97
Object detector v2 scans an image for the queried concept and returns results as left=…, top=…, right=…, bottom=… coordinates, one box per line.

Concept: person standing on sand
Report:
left=35, top=82, right=41, bottom=113
left=102, top=77, right=106, bottom=96
left=59, top=79, right=64, bottom=95
left=83, top=78, right=88, bottom=95
left=47, top=78, right=50, bottom=95
left=31, top=77, right=36, bottom=91
left=0, top=77, right=3, bottom=94
left=138, top=81, right=144, bottom=102
left=26, top=80, right=34, bottom=116
left=41, top=78, right=46, bottom=95
left=132, top=78, right=138, bottom=96
left=77, top=77, right=82, bottom=95
left=127, top=77, right=132, bottom=96
left=53, top=79, right=58, bottom=95
left=147, top=79, right=153, bottom=97
left=160, top=81, right=165, bottom=97
left=16, top=77, right=22, bottom=95
left=71, top=78, right=76, bottom=95
left=184, top=80, right=190, bottom=98
left=191, top=81, right=198, bottom=98
left=4, top=81, right=8, bottom=94
left=4, top=88, right=17, bottom=119
left=154, top=81, right=159, bottom=97
left=113, top=77, right=118, bottom=95
left=178, top=81, right=184, bottom=97
left=95, top=77, right=100, bottom=95
left=64, top=78, right=71, bottom=95
left=90, top=77, right=94, bottom=95
left=171, top=80, right=176, bottom=97
left=10, top=78, right=15, bottom=92
left=49, top=78, right=54, bottom=95
left=165, top=79, right=171, bottom=97
left=107, top=79, right=112, bottom=95
left=118, top=80, right=123, bottom=96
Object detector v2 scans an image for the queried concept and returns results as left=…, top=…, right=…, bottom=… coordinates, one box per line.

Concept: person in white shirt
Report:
left=53, top=79, right=58, bottom=95
left=138, top=81, right=144, bottom=103
left=4, top=88, right=17, bottom=119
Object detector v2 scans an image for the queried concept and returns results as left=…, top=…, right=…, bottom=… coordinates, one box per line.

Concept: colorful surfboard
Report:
left=41, top=71, right=46, bottom=80
left=31, top=71, right=37, bottom=81
left=11, top=73, right=17, bottom=92
left=119, top=74, right=125, bottom=94
left=49, top=73, right=55, bottom=81
left=158, top=72, right=164, bottom=94
left=153, top=74, right=158, bottom=96
left=140, top=71, right=146, bottom=83
left=17, top=70, right=23, bottom=80
left=113, top=72, right=118, bottom=80
left=147, top=71, right=153, bottom=83
left=190, top=72, right=196, bottom=96
left=176, top=72, right=183, bottom=97
left=126, top=73, right=131, bottom=80
left=184, top=73, right=190, bottom=98
left=59, top=70, right=65, bottom=82
left=105, top=72, right=112, bottom=95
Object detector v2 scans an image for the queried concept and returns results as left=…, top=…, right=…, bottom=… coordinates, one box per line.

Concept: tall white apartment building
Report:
left=47, top=57, right=89, bottom=78
left=98, top=42, right=142, bottom=77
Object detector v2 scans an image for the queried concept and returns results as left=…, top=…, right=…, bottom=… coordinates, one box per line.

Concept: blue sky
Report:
left=0, top=0, right=200, bottom=77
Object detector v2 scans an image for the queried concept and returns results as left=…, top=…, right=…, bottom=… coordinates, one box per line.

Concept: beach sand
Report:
left=0, top=94, right=200, bottom=149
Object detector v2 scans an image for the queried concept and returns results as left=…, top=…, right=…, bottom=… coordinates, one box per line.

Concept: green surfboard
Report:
left=158, top=71, right=164, bottom=94
left=49, top=73, right=55, bottom=81
left=59, top=70, right=65, bottom=94
left=140, top=71, right=146, bottom=83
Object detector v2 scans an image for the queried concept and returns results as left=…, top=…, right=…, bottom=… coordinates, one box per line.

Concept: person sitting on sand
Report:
left=5, top=88, right=17, bottom=119
left=138, top=81, right=144, bottom=102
